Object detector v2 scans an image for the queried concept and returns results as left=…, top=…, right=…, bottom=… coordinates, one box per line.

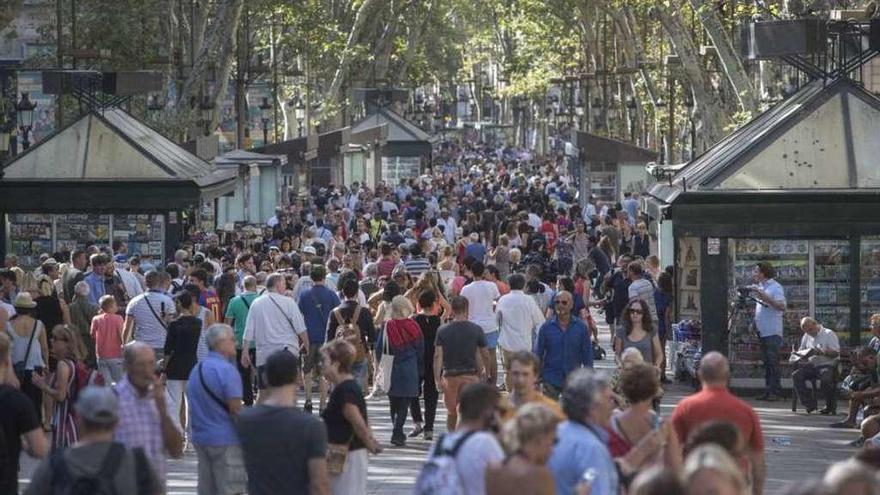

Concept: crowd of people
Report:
left=0, top=141, right=877, bottom=495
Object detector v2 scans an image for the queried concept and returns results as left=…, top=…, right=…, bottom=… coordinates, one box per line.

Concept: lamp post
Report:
left=293, top=96, right=306, bottom=137
left=146, top=94, right=163, bottom=113
left=626, top=96, right=638, bottom=142
left=591, top=97, right=604, bottom=132
left=198, top=95, right=215, bottom=137
left=15, top=92, right=37, bottom=150
left=258, top=96, right=272, bottom=144
left=683, top=88, right=696, bottom=160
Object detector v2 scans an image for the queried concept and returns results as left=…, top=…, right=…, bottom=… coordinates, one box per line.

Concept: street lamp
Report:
left=626, top=96, right=638, bottom=141
left=16, top=92, right=37, bottom=150
left=684, top=89, right=696, bottom=159
left=146, top=94, right=164, bottom=112
left=198, top=95, right=215, bottom=136
left=258, top=96, right=272, bottom=144
left=591, top=97, right=604, bottom=130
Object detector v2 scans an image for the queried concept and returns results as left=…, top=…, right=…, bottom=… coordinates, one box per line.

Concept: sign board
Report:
left=707, top=237, right=721, bottom=255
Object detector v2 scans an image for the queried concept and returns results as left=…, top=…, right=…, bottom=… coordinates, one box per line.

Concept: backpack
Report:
left=49, top=442, right=125, bottom=495
left=70, top=361, right=105, bottom=404
left=414, top=430, right=478, bottom=495
left=332, top=306, right=366, bottom=361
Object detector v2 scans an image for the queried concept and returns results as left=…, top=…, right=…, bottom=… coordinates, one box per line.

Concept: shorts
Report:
left=302, top=344, right=323, bottom=375
left=195, top=444, right=247, bottom=495
left=485, top=331, right=499, bottom=350
left=442, top=374, right=480, bottom=414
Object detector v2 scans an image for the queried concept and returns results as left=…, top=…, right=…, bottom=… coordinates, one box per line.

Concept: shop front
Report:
left=644, top=78, right=880, bottom=388
left=0, top=108, right=236, bottom=268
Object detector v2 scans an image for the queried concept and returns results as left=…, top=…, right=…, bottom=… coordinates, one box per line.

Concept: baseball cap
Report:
left=74, top=386, right=119, bottom=425
left=302, top=246, right=317, bottom=255
left=113, top=254, right=128, bottom=263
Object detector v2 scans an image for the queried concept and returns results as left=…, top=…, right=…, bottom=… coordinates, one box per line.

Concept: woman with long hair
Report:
left=614, top=298, right=663, bottom=373
left=486, top=403, right=560, bottom=495
left=375, top=295, right=424, bottom=447
left=32, top=324, right=86, bottom=450
left=183, top=283, right=216, bottom=362
left=320, top=340, right=382, bottom=494
left=655, top=272, right=674, bottom=383
left=409, top=289, right=442, bottom=440
left=489, top=235, right=511, bottom=280
left=215, top=270, right=237, bottom=316
left=633, top=223, right=651, bottom=259
left=611, top=363, right=682, bottom=469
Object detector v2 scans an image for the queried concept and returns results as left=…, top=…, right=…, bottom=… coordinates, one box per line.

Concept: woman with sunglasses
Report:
left=32, top=324, right=87, bottom=450
left=614, top=299, right=664, bottom=374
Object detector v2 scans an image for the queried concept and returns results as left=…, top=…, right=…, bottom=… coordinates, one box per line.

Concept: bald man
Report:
left=791, top=317, right=840, bottom=415
left=670, top=352, right=766, bottom=495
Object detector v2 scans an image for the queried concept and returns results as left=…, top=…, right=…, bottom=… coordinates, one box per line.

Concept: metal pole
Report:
left=56, top=0, right=64, bottom=128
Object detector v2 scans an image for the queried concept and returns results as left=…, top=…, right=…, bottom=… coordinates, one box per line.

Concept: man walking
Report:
left=460, top=261, right=501, bottom=386
left=326, top=278, right=375, bottom=389
left=751, top=261, right=786, bottom=401
left=186, top=324, right=245, bottom=495
left=298, top=264, right=340, bottom=413
left=496, top=273, right=545, bottom=391
left=241, top=273, right=309, bottom=392
left=123, top=271, right=175, bottom=360
left=114, top=343, right=184, bottom=488
left=236, top=349, right=330, bottom=495
left=225, top=275, right=259, bottom=406
left=505, top=351, right=563, bottom=419
left=670, top=352, right=766, bottom=495
left=434, top=296, right=489, bottom=431
left=534, top=290, right=593, bottom=400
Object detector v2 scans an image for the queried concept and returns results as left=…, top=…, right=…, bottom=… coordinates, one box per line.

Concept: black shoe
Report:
left=391, top=437, right=406, bottom=447
left=409, top=424, right=424, bottom=438
left=759, top=394, right=778, bottom=402
left=303, top=400, right=313, bottom=414
left=818, top=406, right=837, bottom=416
left=830, top=420, right=856, bottom=429
left=424, top=430, right=433, bottom=441
left=849, top=437, right=865, bottom=447
left=805, top=405, right=817, bottom=414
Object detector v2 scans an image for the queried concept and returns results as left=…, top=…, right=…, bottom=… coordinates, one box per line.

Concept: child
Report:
left=90, top=295, right=124, bottom=384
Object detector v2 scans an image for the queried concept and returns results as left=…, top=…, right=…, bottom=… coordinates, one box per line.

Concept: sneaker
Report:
left=818, top=406, right=837, bottom=416
left=830, top=420, right=856, bottom=429
left=849, top=437, right=865, bottom=447
left=303, top=400, right=313, bottom=414
left=390, top=437, right=406, bottom=447
left=424, top=430, right=433, bottom=441
left=409, top=424, right=424, bottom=438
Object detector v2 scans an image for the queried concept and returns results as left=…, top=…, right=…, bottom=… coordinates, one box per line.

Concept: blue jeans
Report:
left=760, top=335, right=783, bottom=395
left=351, top=360, right=368, bottom=391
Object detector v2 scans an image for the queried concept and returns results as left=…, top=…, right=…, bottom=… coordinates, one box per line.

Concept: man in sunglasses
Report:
left=534, top=290, right=594, bottom=400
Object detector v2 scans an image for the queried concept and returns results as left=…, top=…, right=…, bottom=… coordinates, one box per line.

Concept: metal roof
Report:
left=574, top=131, right=658, bottom=163
left=213, top=149, right=287, bottom=168
left=647, top=78, right=880, bottom=205
left=352, top=107, right=434, bottom=143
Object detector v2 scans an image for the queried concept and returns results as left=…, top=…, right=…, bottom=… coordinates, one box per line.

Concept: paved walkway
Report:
left=18, top=313, right=856, bottom=494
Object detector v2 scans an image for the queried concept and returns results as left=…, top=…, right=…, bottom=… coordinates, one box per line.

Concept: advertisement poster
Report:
left=16, top=71, right=56, bottom=144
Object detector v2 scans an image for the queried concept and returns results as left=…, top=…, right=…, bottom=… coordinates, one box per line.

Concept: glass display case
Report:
left=7, top=214, right=53, bottom=269
left=860, top=237, right=880, bottom=343
left=55, top=214, right=110, bottom=252
left=112, top=214, right=165, bottom=265
left=813, top=240, right=850, bottom=341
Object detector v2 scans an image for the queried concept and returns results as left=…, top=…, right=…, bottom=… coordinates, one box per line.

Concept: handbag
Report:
left=375, top=322, right=395, bottom=392
left=11, top=321, right=38, bottom=378
left=326, top=434, right=354, bottom=476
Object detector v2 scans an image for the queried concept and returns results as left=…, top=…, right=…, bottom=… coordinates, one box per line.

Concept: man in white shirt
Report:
left=460, top=262, right=501, bottom=386
left=241, top=273, right=309, bottom=391
left=495, top=273, right=545, bottom=391
left=436, top=209, right=457, bottom=246
left=791, top=317, right=840, bottom=415
left=123, top=271, right=175, bottom=360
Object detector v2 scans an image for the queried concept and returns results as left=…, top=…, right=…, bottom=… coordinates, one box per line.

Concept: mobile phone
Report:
left=582, top=468, right=597, bottom=483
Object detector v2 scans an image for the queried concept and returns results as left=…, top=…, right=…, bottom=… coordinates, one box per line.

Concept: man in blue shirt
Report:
left=548, top=369, right=619, bottom=495
left=534, top=290, right=593, bottom=400
left=751, top=261, right=786, bottom=401
left=297, top=264, right=340, bottom=413
left=186, top=323, right=244, bottom=495
left=82, top=253, right=108, bottom=306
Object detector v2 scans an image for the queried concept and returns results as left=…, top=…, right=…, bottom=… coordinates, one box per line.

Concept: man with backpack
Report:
left=297, top=265, right=341, bottom=413
left=415, top=382, right=504, bottom=495
left=326, top=278, right=375, bottom=390
left=24, top=385, right=160, bottom=495
left=225, top=275, right=260, bottom=406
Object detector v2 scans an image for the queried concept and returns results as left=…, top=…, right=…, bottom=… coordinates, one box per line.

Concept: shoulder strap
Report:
left=267, top=294, right=299, bottom=334
left=198, top=362, right=231, bottom=414
left=97, top=442, right=126, bottom=483
left=448, top=429, right=479, bottom=457
left=143, top=295, right=168, bottom=330
left=332, top=307, right=346, bottom=326
left=241, top=295, right=252, bottom=309
left=49, top=448, right=72, bottom=492
left=21, top=320, right=38, bottom=366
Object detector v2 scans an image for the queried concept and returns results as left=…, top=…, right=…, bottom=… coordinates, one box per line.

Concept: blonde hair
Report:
left=683, top=444, right=749, bottom=495
left=621, top=347, right=645, bottom=367
left=389, top=295, right=414, bottom=319
left=52, top=324, right=87, bottom=362
left=499, top=234, right=510, bottom=247
left=509, top=248, right=522, bottom=265
left=646, top=255, right=660, bottom=270
left=99, top=294, right=117, bottom=312
left=502, top=403, right=561, bottom=453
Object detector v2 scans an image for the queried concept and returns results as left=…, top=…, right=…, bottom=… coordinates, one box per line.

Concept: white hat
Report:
left=302, top=246, right=317, bottom=255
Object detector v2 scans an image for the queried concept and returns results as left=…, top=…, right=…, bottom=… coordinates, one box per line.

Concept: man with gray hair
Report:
left=791, top=316, right=840, bottom=415
left=69, top=280, right=98, bottom=365
left=548, top=368, right=619, bottom=495
left=241, top=273, right=308, bottom=391
left=186, top=324, right=245, bottom=495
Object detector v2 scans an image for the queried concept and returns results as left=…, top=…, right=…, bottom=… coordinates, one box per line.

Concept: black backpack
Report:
left=50, top=442, right=125, bottom=495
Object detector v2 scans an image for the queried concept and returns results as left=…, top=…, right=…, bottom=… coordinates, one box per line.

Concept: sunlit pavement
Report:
left=19, top=309, right=854, bottom=494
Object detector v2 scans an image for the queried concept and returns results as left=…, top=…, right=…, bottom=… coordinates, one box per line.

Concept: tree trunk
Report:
left=687, top=0, right=758, bottom=114
left=394, top=0, right=435, bottom=84
left=651, top=3, right=729, bottom=147
left=209, top=5, right=241, bottom=132
left=324, top=0, right=379, bottom=119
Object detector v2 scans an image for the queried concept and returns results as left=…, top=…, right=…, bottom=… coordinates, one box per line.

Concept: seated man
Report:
left=790, top=317, right=840, bottom=415
left=831, top=347, right=877, bottom=429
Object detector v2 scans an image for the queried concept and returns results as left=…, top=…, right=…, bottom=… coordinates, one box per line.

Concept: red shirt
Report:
left=90, top=312, right=124, bottom=359
left=670, top=386, right=765, bottom=453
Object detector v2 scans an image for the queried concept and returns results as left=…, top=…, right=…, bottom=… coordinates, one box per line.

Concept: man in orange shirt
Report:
left=670, top=352, right=766, bottom=495
left=504, top=351, right=564, bottom=421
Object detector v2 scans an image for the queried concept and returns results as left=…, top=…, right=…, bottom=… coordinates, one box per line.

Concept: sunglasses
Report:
left=628, top=308, right=644, bottom=314
left=555, top=300, right=571, bottom=306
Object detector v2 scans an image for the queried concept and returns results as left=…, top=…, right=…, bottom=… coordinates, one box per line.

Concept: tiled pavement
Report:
left=19, top=311, right=857, bottom=494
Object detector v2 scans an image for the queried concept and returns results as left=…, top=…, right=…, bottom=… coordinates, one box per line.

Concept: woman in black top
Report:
left=409, top=289, right=442, bottom=440
left=320, top=340, right=381, bottom=495
left=163, top=291, right=201, bottom=435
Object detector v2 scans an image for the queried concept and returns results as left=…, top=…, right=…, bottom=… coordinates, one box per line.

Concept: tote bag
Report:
left=375, top=323, right=395, bottom=392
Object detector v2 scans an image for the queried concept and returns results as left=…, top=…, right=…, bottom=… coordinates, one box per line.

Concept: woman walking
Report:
left=320, top=340, right=382, bottom=494
left=33, top=324, right=86, bottom=450
left=410, top=290, right=442, bottom=441
left=6, top=292, right=48, bottom=426
left=375, top=295, right=424, bottom=447
left=163, top=291, right=202, bottom=436
left=613, top=299, right=664, bottom=373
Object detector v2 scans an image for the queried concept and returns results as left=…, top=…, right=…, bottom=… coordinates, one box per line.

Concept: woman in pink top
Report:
left=90, top=295, right=125, bottom=384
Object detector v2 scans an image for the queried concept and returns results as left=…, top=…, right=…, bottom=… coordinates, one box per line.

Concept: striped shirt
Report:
left=404, top=256, right=431, bottom=278
left=125, top=290, right=176, bottom=349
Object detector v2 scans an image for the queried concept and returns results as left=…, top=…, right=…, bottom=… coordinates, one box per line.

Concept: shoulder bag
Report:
left=198, top=362, right=232, bottom=415
left=143, top=294, right=168, bottom=330
left=11, top=321, right=38, bottom=379
left=374, top=322, right=394, bottom=393
left=266, top=293, right=301, bottom=336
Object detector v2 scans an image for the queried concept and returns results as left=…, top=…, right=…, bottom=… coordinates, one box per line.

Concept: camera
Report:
left=736, top=286, right=754, bottom=297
